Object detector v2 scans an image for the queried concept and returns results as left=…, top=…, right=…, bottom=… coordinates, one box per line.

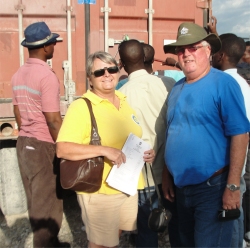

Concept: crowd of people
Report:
left=11, top=16, right=250, bottom=248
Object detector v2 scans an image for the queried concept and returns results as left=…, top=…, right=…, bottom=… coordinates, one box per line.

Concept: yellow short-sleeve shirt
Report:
left=57, top=90, right=145, bottom=194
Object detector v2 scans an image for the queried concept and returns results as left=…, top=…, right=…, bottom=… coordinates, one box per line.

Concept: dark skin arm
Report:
left=162, top=165, right=175, bottom=202
left=13, top=105, right=21, bottom=131
left=43, top=112, right=62, bottom=142
left=162, top=57, right=182, bottom=70
left=207, top=16, right=219, bottom=36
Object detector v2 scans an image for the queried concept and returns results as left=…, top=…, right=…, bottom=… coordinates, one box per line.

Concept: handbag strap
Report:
left=82, top=98, right=101, bottom=145
left=145, top=163, right=164, bottom=209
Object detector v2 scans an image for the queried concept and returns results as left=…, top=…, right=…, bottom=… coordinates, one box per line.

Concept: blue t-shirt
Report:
left=116, top=78, right=128, bottom=90
left=165, top=67, right=250, bottom=187
left=155, top=70, right=185, bottom=82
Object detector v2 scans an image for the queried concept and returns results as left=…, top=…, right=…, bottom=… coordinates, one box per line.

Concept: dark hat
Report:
left=163, top=22, right=221, bottom=54
left=21, top=22, right=59, bottom=48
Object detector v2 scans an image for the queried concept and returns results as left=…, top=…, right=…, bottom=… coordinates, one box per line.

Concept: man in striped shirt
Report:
left=12, top=22, right=66, bottom=247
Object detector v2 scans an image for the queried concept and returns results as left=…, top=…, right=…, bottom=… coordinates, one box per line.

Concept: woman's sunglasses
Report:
left=91, top=66, right=119, bottom=77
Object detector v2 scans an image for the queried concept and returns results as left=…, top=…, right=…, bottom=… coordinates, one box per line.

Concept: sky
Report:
left=212, top=0, right=250, bottom=39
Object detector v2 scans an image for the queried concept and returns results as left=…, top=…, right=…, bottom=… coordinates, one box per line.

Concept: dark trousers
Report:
left=159, top=185, right=182, bottom=248
left=136, top=186, right=158, bottom=247
left=136, top=185, right=182, bottom=248
left=16, top=136, right=63, bottom=247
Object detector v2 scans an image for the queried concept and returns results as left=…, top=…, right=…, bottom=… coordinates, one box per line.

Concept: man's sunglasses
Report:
left=175, top=45, right=206, bottom=55
left=91, top=66, right=119, bottom=77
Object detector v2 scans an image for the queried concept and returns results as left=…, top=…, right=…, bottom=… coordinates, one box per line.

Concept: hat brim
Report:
left=163, top=33, right=221, bottom=55
left=21, top=33, right=59, bottom=48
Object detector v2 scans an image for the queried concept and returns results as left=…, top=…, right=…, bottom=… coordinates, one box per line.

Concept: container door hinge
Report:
left=15, top=4, right=25, bottom=11
left=63, top=6, right=73, bottom=12
left=101, top=7, right=111, bottom=13
left=145, top=8, right=155, bottom=14
left=197, top=0, right=209, bottom=9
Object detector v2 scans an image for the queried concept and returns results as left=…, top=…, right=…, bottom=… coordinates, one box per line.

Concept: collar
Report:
left=83, top=89, right=126, bottom=105
left=128, top=69, right=148, bottom=81
left=224, top=68, right=237, bottom=74
left=26, top=58, right=53, bottom=71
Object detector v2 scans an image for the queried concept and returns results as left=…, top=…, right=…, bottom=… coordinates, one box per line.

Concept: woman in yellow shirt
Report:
left=56, top=51, right=155, bottom=248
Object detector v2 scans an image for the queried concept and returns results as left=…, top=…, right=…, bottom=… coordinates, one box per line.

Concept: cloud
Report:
left=212, top=0, right=250, bottom=38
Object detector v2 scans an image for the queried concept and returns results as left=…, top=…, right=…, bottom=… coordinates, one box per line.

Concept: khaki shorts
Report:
left=77, top=193, right=138, bottom=247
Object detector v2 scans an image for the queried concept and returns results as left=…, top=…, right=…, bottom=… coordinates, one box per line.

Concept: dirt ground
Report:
left=0, top=192, right=170, bottom=248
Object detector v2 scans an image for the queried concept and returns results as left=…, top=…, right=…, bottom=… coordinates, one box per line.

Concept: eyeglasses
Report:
left=175, top=45, right=206, bottom=55
left=91, top=66, right=119, bottom=77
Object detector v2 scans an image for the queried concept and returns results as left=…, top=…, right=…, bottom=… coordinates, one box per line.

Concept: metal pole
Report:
left=104, top=0, right=109, bottom=52
left=148, top=0, right=153, bottom=45
left=85, top=3, right=90, bottom=89
left=16, top=0, right=24, bottom=66
left=67, top=0, right=73, bottom=81
left=66, top=0, right=75, bottom=103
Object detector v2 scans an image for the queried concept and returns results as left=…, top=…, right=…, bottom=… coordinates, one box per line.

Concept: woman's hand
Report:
left=102, top=147, right=126, bottom=168
left=143, top=149, right=155, bottom=163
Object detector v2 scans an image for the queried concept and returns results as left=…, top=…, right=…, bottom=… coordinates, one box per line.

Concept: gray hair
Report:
left=201, top=40, right=211, bottom=49
left=86, top=51, right=118, bottom=77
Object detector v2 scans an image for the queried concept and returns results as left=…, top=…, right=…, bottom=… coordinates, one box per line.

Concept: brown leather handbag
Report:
left=60, top=98, right=104, bottom=193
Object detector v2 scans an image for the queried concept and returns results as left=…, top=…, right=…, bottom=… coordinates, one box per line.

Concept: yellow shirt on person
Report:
left=57, top=90, right=145, bottom=194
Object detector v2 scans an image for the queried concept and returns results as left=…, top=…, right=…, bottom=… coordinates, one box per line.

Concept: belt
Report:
left=210, top=165, right=229, bottom=178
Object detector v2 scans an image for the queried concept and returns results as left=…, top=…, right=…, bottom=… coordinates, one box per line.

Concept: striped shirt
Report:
left=12, top=58, right=60, bottom=143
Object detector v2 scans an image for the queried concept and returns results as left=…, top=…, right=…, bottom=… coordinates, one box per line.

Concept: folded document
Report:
left=106, top=133, right=151, bottom=195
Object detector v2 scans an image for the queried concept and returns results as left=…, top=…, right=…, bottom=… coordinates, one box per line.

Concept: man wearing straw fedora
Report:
left=12, top=22, right=67, bottom=247
left=162, top=22, right=250, bottom=247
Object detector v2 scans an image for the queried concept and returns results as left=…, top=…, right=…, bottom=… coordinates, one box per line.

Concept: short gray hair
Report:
left=201, top=40, right=211, bottom=48
left=86, top=51, right=118, bottom=77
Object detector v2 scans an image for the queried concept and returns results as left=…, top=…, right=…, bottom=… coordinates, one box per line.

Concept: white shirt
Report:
left=225, top=69, right=250, bottom=121
left=225, top=68, right=250, bottom=175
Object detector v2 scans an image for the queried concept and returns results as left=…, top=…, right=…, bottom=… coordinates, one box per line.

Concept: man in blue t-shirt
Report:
left=162, top=22, right=250, bottom=247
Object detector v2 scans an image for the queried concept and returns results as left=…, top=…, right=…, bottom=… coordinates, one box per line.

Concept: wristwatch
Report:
left=226, top=184, right=240, bottom=191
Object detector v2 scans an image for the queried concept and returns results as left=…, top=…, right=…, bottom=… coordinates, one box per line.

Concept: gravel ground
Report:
left=0, top=192, right=170, bottom=248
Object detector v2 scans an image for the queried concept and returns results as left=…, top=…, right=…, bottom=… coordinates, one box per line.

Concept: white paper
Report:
left=106, top=133, right=151, bottom=195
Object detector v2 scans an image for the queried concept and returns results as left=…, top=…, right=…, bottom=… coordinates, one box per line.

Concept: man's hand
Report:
left=162, top=57, right=182, bottom=70
left=222, top=188, right=240, bottom=209
left=222, top=133, right=249, bottom=209
left=207, top=16, right=219, bottom=36
left=162, top=57, right=177, bottom=67
left=13, top=105, right=21, bottom=131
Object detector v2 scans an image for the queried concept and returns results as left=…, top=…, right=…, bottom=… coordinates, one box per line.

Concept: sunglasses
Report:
left=91, top=66, right=119, bottom=77
left=175, top=45, right=206, bottom=55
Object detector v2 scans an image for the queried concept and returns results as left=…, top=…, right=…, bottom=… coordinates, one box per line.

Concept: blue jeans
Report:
left=135, top=186, right=158, bottom=247
left=243, top=149, right=250, bottom=241
left=231, top=177, right=246, bottom=248
left=176, top=171, right=235, bottom=247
